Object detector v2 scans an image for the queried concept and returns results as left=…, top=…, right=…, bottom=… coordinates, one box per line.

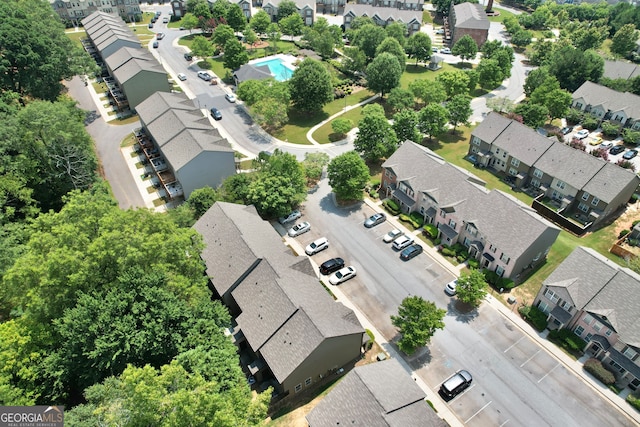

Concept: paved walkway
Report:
left=283, top=198, right=640, bottom=427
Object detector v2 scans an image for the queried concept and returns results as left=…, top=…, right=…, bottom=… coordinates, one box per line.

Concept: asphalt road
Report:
left=294, top=177, right=634, bottom=427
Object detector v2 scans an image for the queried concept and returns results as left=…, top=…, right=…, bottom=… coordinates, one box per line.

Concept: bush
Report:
left=409, top=212, right=424, bottom=227
left=565, top=108, right=583, bottom=125
left=441, top=247, right=456, bottom=257
left=422, top=224, right=438, bottom=239
left=622, top=128, right=640, bottom=145
left=582, top=115, right=599, bottom=131
left=399, top=213, right=421, bottom=228
left=601, top=121, right=621, bottom=137
left=433, top=238, right=441, bottom=245
left=383, top=199, right=400, bottom=215
left=584, top=358, right=616, bottom=386
left=548, top=329, right=587, bottom=354
left=631, top=220, right=640, bottom=228
left=518, top=305, right=547, bottom=332
left=619, top=229, right=630, bottom=239
left=627, top=393, right=640, bottom=411
left=468, top=258, right=479, bottom=269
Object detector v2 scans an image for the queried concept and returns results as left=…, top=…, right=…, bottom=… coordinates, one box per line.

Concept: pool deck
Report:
left=249, top=53, right=297, bottom=71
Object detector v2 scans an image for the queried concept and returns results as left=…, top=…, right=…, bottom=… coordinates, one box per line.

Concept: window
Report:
left=609, top=360, right=625, bottom=373
left=593, top=322, right=602, bottom=332
left=556, top=180, right=566, bottom=190
left=581, top=192, right=590, bottom=201
left=305, top=377, right=312, bottom=386
left=440, top=209, right=446, bottom=218
left=538, top=301, right=549, bottom=313
left=544, top=288, right=559, bottom=303
left=584, top=333, right=593, bottom=342
left=500, top=253, right=510, bottom=265
left=384, top=170, right=391, bottom=178
left=465, top=223, right=477, bottom=236
left=472, top=136, right=481, bottom=146
left=559, top=300, right=572, bottom=312
left=295, top=383, right=302, bottom=393
left=578, top=203, right=589, bottom=213
left=449, top=219, right=456, bottom=229
left=574, top=326, right=585, bottom=336
left=420, top=206, right=425, bottom=215
left=531, top=179, right=540, bottom=188
left=576, top=102, right=583, bottom=109
left=583, top=314, right=593, bottom=325
left=591, top=197, right=600, bottom=206
left=624, top=347, right=638, bottom=361
left=533, top=169, right=543, bottom=179
left=509, top=167, right=518, bottom=176
left=511, top=158, right=520, bottom=167
left=496, top=148, right=500, bottom=154
left=495, top=265, right=505, bottom=277
left=605, top=329, right=612, bottom=337
left=463, top=237, right=471, bottom=246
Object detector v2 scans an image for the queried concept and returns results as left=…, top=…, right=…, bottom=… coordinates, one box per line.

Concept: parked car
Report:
left=225, top=93, right=237, bottom=103
left=574, top=129, right=589, bottom=139
left=177, top=73, right=187, bottom=81
left=210, top=107, right=222, bottom=120
left=445, top=279, right=458, bottom=296
left=305, top=237, right=329, bottom=255
left=623, top=149, right=638, bottom=160
left=364, top=212, right=386, bottom=228
left=400, top=244, right=423, bottom=260
left=278, top=210, right=301, bottom=224
left=439, top=370, right=472, bottom=400
left=162, top=17, right=169, bottom=23
left=156, top=32, right=165, bottom=40
left=329, top=266, right=357, bottom=285
left=609, top=145, right=625, bottom=155
left=148, top=22, right=154, bottom=28
left=435, top=28, right=445, bottom=35
left=561, top=126, right=573, bottom=135
left=392, top=235, right=414, bottom=250
left=287, top=221, right=311, bottom=237
left=598, top=141, right=613, bottom=150
left=440, top=47, right=452, bottom=54
left=319, top=257, right=345, bottom=275
left=432, top=46, right=439, bottom=52
left=152, top=41, right=159, bottom=48
left=383, top=229, right=403, bottom=243
left=589, top=136, right=603, bottom=146
left=184, top=53, right=193, bottom=61
left=197, top=71, right=212, bottom=81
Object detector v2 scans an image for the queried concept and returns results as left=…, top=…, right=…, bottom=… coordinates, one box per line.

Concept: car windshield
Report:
left=335, top=272, right=343, bottom=279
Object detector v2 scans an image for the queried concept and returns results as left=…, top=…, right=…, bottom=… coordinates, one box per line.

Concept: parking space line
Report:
left=499, top=419, right=510, bottom=426
left=465, top=400, right=492, bottom=424
left=520, top=349, right=541, bottom=367
left=503, top=336, right=524, bottom=353
left=538, top=363, right=561, bottom=383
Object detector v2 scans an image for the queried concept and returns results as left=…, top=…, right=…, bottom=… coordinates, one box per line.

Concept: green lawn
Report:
left=311, top=107, right=364, bottom=144
left=65, top=30, right=87, bottom=48
left=400, top=63, right=457, bottom=89
left=489, top=7, right=516, bottom=23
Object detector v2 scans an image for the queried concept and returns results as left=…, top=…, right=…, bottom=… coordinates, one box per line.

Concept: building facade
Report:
left=448, top=2, right=489, bottom=47
left=50, top=0, right=140, bottom=27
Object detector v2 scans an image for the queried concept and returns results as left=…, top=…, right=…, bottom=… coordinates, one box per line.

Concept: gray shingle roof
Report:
left=453, top=3, right=490, bottom=30
left=344, top=4, right=422, bottom=23
left=543, top=247, right=640, bottom=346
left=603, top=60, right=640, bottom=80
left=161, top=129, right=232, bottom=171
left=111, top=57, right=166, bottom=85
left=104, top=46, right=154, bottom=72
left=306, top=359, right=446, bottom=427
left=582, top=162, right=638, bottom=204
left=532, top=142, right=606, bottom=189
left=573, top=81, right=640, bottom=121
left=234, top=64, right=273, bottom=83
left=472, top=112, right=512, bottom=144
left=383, top=142, right=558, bottom=260
left=486, top=116, right=555, bottom=167
left=136, top=91, right=195, bottom=127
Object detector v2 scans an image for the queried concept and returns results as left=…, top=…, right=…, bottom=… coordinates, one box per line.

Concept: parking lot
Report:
left=567, top=128, right=640, bottom=171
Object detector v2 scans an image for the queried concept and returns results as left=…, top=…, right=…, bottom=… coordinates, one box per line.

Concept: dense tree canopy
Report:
left=392, top=109, right=421, bottom=143
left=546, top=46, right=603, bottom=92
left=391, top=296, right=446, bottom=355
left=406, top=32, right=432, bottom=66
left=289, top=58, right=334, bottom=113
left=376, top=37, right=407, bottom=71
left=354, top=108, right=399, bottom=161
left=223, top=38, right=249, bottom=70
left=327, top=151, right=370, bottom=201
left=353, top=24, right=388, bottom=60
left=452, top=35, right=478, bottom=64
left=366, top=53, right=403, bottom=97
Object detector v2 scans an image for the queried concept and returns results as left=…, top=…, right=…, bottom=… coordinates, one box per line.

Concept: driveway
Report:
left=296, top=178, right=634, bottom=427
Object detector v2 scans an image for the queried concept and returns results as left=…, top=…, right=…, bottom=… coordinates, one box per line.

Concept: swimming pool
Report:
left=253, top=58, right=295, bottom=82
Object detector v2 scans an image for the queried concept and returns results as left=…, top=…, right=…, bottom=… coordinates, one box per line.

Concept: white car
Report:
left=383, top=229, right=403, bottom=243
left=574, top=129, right=589, bottom=139
left=329, top=266, right=357, bottom=285
left=287, top=221, right=310, bottom=237
left=445, top=279, right=458, bottom=296
left=392, top=235, right=414, bottom=250
left=440, top=47, right=452, bottom=54
left=305, top=237, right=329, bottom=256
left=278, top=210, right=301, bottom=225
left=435, top=28, right=445, bottom=35
left=177, top=73, right=187, bottom=81
left=225, top=93, right=237, bottom=103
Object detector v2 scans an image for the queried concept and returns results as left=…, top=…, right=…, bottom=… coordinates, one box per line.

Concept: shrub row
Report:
left=483, top=269, right=515, bottom=290
left=422, top=224, right=438, bottom=239
left=627, top=393, right=640, bottom=411
left=383, top=199, right=400, bottom=215
left=584, top=358, right=616, bottom=386
left=547, top=329, right=587, bottom=354
left=518, top=305, right=547, bottom=332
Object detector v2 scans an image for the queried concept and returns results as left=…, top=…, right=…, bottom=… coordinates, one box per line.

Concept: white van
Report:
left=177, top=73, right=187, bottom=81
left=197, top=71, right=212, bottom=81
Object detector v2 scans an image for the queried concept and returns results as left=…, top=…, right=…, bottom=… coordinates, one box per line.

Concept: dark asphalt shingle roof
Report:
left=306, top=359, right=446, bottom=427
left=344, top=4, right=422, bottom=23
left=573, top=81, right=640, bottom=121
left=603, top=60, right=640, bottom=80
left=234, top=64, right=273, bottom=83
left=532, top=142, right=606, bottom=190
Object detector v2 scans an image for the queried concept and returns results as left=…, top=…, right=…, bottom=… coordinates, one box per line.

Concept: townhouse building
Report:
left=262, top=0, right=315, bottom=25
left=468, top=113, right=640, bottom=233
left=382, top=141, right=560, bottom=281
left=534, top=247, right=640, bottom=391
left=50, top=0, right=140, bottom=27
left=448, top=2, right=489, bottom=47
left=354, top=0, right=424, bottom=11
left=572, top=81, right=640, bottom=130
left=343, top=4, right=422, bottom=35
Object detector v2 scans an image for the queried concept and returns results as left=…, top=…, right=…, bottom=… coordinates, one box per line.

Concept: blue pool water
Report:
left=253, top=58, right=294, bottom=82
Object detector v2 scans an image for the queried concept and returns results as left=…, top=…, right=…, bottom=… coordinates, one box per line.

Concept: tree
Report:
left=511, top=29, right=533, bottom=48
left=391, top=296, right=446, bottom=355
left=451, top=35, right=478, bottom=65
left=277, top=0, right=298, bottom=20
left=266, top=23, right=282, bottom=54
left=226, top=4, right=247, bottom=31
left=186, top=187, right=218, bottom=218
left=455, top=270, right=488, bottom=307
left=524, top=67, right=552, bottom=98
left=437, top=70, right=470, bottom=99
left=0, top=0, right=96, bottom=101
left=406, top=32, right=432, bottom=66
left=327, top=151, right=370, bottom=200
left=387, top=88, right=415, bottom=112
left=366, top=53, right=403, bottom=97
left=409, top=79, right=447, bottom=106
left=547, top=46, right=604, bottom=92
left=280, top=13, right=304, bottom=40
left=301, top=17, right=342, bottom=58
left=466, top=69, right=479, bottom=93
left=302, top=152, right=330, bottom=184
left=223, top=39, right=249, bottom=70
left=542, top=89, right=572, bottom=122
left=418, top=103, right=449, bottom=141
left=392, top=109, right=421, bottom=143
left=353, top=24, right=388, bottom=60
left=249, top=10, right=271, bottom=34
left=289, top=58, right=333, bottom=113
left=343, top=47, right=367, bottom=74
left=386, top=22, right=407, bottom=48
left=331, top=118, right=354, bottom=138
left=611, top=24, right=639, bottom=57
left=252, top=98, right=288, bottom=130
left=244, top=27, right=258, bottom=51
left=486, top=97, right=516, bottom=113
left=447, top=94, right=472, bottom=134
left=181, top=13, right=199, bottom=33
left=213, top=24, right=235, bottom=49
left=354, top=111, right=399, bottom=162
left=569, top=22, right=608, bottom=52
left=477, top=58, right=505, bottom=89
left=515, top=102, right=549, bottom=128
left=375, top=37, right=407, bottom=71
left=190, top=35, right=214, bottom=58
left=528, top=40, right=554, bottom=66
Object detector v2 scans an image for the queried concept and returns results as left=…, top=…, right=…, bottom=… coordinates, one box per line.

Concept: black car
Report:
left=152, top=41, right=159, bottom=49
left=561, top=126, right=573, bottom=135
left=400, top=244, right=423, bottom=260
left=210, top=107, right=222, bottom=120
left=319, top=257, right=345, bottom=275
left=609, top=145, right=625, bottom=155
left=624, top=149, right=638, bottom=160
left=184, top=53, right=193, bottom=61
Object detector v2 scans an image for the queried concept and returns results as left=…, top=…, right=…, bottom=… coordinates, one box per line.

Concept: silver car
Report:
left=383, top=229, right=403, bottom=243
left=279, top=210, right=301, bottom=225
left=288, top=221, right=310, bottom=237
